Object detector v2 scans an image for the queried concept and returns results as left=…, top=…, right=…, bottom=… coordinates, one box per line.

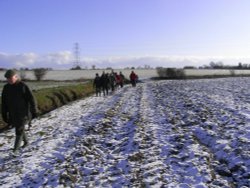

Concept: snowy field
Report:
left=0, top=69, right=158, bottom=81
left=0, top=78, right=249, bottom=187
left=1, top=69, right=250, bottom=81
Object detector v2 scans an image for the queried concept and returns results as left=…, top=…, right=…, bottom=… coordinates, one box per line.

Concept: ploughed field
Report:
left=0, top=78, right=249, bottom=187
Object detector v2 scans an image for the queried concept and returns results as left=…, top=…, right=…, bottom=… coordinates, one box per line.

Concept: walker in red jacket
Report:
left=129, top=71, right=138, bottom=87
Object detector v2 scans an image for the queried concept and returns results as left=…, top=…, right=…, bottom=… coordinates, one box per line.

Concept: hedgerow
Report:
left=0, top=81, right=94, bottom=129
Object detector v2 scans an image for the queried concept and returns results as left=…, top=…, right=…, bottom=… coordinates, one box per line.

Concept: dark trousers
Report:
left=102, top=86, right=109, bottom=96
left=13, top=118, right=28, bottom=151
left=95, top=87, right=101, bottom=96
left=131, top=80, right=136, bottom=87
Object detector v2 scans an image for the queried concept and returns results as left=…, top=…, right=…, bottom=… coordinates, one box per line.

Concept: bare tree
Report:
left=33, top=68, right=48, bottom=81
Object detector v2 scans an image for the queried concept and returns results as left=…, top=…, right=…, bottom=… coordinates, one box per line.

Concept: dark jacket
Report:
left=100, top=74, right=110, bottom=88
left=93, top=76, right=102, bottom=88
left=1, top=81, right=37, bottom=124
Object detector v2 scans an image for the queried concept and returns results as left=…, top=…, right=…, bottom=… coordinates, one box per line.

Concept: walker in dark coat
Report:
left=100, top=73, right=110, bottom=96
left=93, top=73, right=102, bottom=96
left=2, top=77, right=38, bottom=152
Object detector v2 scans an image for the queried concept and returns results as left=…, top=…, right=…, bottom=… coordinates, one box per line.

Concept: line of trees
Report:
left=184, top=62, right=250, bottom=70
left=70, top=64, right=154, bottom=70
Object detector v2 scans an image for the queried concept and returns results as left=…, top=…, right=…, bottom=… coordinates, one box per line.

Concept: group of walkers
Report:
left=93, top=70, right=138, bottom=97
left=1, top=69, right=138, bottom=154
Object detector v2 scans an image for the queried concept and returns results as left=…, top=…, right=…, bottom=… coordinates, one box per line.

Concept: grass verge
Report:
left=0, top=81, right=94, bottom=130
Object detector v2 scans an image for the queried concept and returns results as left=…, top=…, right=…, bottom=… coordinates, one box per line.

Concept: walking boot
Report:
left=13, top=135, right=22, bottom=153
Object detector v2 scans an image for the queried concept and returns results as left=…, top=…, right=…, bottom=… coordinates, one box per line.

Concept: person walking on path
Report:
left=100, top=72, right=110, bottom=96
left=115, top=72, right=121, bottom=88
left=1, top=69, right=38, bottom=153
left=93, top=73, right=102, bottom=96
left=119, top=71, right=125, bottom=88
left=129, top=71, right=138, bottom=87
left=109, top=71, right=116, bottom=92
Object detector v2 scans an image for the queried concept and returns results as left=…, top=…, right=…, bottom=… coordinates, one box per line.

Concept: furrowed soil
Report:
left=0, top=78, right=249, bottom=187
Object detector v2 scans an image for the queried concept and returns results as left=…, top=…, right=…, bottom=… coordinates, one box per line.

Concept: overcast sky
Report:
left=1, top=0, right=250, bottom=69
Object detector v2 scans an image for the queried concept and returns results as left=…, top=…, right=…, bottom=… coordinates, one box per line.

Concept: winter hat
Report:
left=4, top=69, right=17, bottom=78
